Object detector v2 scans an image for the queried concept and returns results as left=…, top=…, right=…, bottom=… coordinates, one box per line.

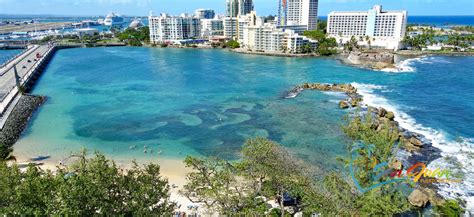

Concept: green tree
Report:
left=181, top=156, right=265, bottom=215
left=0, top=151, right=175, bottom=215
left=226, top=40, right=240, bottom=49
left=0, top=144, right=15, bottom=161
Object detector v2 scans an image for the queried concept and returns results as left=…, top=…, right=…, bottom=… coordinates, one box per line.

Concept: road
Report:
left=0, top=45, right=51, bottom=99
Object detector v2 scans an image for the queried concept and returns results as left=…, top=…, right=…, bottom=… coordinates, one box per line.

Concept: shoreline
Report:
left=231, top=48, right=319, bottom=57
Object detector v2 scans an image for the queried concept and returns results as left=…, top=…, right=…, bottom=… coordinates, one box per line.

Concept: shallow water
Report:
left=13, top=47, right=474, bottom=211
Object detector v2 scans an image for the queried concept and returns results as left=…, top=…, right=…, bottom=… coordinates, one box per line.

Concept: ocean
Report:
left=10, top=47, right=474, bottom=212
left=1, top=15, right=472, bottom=27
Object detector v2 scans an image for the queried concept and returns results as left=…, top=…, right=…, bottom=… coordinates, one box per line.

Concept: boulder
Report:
left=409, top=137, right=424, bottom=147
left=423, top=188, right=445, bottom=206
left=350, top=100, right=358, bottom=107
left=409, top=188, right=446, bottom=208
left=408, top=189, right=430, bottom=207
left=378, top=108, right=387, bottom=118
left=385, top=111, right=395, bottom=121
left=339, top=100, right=350, bottom=109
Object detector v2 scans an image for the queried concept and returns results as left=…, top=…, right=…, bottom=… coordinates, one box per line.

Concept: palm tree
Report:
left=365, top=35, right=372, bottom=50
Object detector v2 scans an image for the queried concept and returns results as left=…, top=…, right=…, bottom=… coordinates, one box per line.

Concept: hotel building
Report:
left=148, top=13, right=201, bottom=44
left=327, top=5, right=407, bottom=50
left=278, top=0, right=319, bottom=30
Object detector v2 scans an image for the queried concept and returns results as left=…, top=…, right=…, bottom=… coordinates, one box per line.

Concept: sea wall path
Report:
left=0, top=44, right=55, bottom=129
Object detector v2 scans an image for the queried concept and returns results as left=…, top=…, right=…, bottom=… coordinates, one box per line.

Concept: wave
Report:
left=380, top=56, right=453, bottom=73
left=352, top=82, right=474, bottom=214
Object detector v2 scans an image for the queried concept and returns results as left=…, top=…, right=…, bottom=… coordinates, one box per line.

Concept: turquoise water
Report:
left=13, top=47, right=474, bottom=209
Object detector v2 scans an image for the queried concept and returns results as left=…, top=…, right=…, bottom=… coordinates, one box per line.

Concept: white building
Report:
left=226, top=0, right=254, bottom=17
left=148, top=13, right=201, bottom=44
left=327, top=5, right=407, bottom=50
left=195, top=9, right=215, bottom=19
left=74, top=28, right=99, bottom=38
left=201, top=18, right=224, bottom=38
left=242, top=23, right=317, bottom=53
left=223, top=11, right=258, bottom=40
left=278, top=0, right=319, bottom=30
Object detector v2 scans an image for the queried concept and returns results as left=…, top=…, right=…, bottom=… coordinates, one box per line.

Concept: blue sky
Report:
left=0, top=0, right=473, bottom=16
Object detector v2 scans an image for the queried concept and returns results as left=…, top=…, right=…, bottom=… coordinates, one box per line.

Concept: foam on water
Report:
left=352, top=82, right=474, bottom=214
left=381, top=56, right=454, bottom=73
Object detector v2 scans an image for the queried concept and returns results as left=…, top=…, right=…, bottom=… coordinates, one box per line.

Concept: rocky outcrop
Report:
left=346, top=51, right=395, bottom=70
left=286, top=83, right=436, bottom=155
left=408, top=189, right=430, bottom=207
left=286, top=83, right=363, bottom=109
left=409, top=188, right=445, bottom=207
left=0, top=95, right=46, bottom=147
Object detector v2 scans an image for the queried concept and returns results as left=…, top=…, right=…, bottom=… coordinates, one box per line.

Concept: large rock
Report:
left=385, top=111, right=395, bottom=121
left=378, top=108, right=387, bottom=118
left=408, top=189, right=430, bottom=207
left=409, top=137, right=424, bottom=147
left=409, top=188, right=445, bottom=208
left=339, top=100, right=350, bottom=109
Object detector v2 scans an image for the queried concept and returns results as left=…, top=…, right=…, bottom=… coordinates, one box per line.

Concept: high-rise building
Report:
left=223, top=11, right=257, bottom=40
left=327, top=5, right=407, bottom=50
left=226, top=0, right=254, bottom=17
left=278, top=0, right=318, bottom=30
left=148, top=13, right=201, bottom=43
left=195, top=9, right=216, bottom=19
left=201, top=18, right=224, bottom=38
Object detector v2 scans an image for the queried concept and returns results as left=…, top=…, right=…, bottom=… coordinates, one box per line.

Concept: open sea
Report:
left=4, top=47, right=472, bottom=212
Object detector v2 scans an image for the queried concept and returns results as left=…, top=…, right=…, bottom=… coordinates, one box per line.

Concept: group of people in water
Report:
left=129, top=144, right=162, bottom=155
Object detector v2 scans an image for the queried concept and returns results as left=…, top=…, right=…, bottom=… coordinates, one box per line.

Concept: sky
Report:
left=0, top=0, right=473, bottom=16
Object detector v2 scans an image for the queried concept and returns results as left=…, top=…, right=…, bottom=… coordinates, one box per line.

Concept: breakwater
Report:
left=0, top=44, right=58, bottom=154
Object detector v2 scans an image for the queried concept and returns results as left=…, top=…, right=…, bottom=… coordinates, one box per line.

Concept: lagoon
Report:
left=12, top=47, right=474, bottom=208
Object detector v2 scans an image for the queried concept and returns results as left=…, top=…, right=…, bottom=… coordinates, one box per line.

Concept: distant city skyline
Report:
left=0, top=0, right=473, bottom=16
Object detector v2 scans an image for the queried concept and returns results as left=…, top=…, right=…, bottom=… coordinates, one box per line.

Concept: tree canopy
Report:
left=0, top=151, right=175, bottom=215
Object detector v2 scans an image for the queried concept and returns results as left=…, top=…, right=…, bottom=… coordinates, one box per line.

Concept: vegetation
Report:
left=344, top=36, right=360, bottom=51
left=0, top=151, right=175, bottom=215
left=182, top=137, right=415, bottom=216
left=303, top=29, right=338, bottom=55
left=451, top=26, right=474, bottom=33
left=434, top=199, right=464, bottom=216
left=402, top=34, right=435, bottom=50
left=117, top=27, right=150, bottom=46
left=446, top=33, right=474, bottom=49
left=225, top=40, right=240, bottom=49
left=317, top=20, right=327, bottom=33
left=0, top=144, right=14, bottom=161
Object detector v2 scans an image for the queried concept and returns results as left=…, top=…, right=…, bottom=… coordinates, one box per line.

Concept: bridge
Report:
left=0, top=44, right=56, bottom=129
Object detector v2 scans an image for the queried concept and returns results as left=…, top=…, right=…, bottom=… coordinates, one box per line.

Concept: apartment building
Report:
left=148, top=14, right=201, bottom=43
left=243, top=23, right=317, bottom=53
left=223, top=11, right=257, bottom=40
left=201, top=18, right=224, bottom=38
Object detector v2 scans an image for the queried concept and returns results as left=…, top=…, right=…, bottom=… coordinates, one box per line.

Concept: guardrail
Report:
left=0, top=45, right=40, bottom=75
left=0, top=45, right=55, bottom=116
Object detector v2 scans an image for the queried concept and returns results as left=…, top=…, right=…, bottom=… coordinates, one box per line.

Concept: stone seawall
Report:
left=345, top=51, right=395, bottom=70
left=0, top=95, right=45, bottom=147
